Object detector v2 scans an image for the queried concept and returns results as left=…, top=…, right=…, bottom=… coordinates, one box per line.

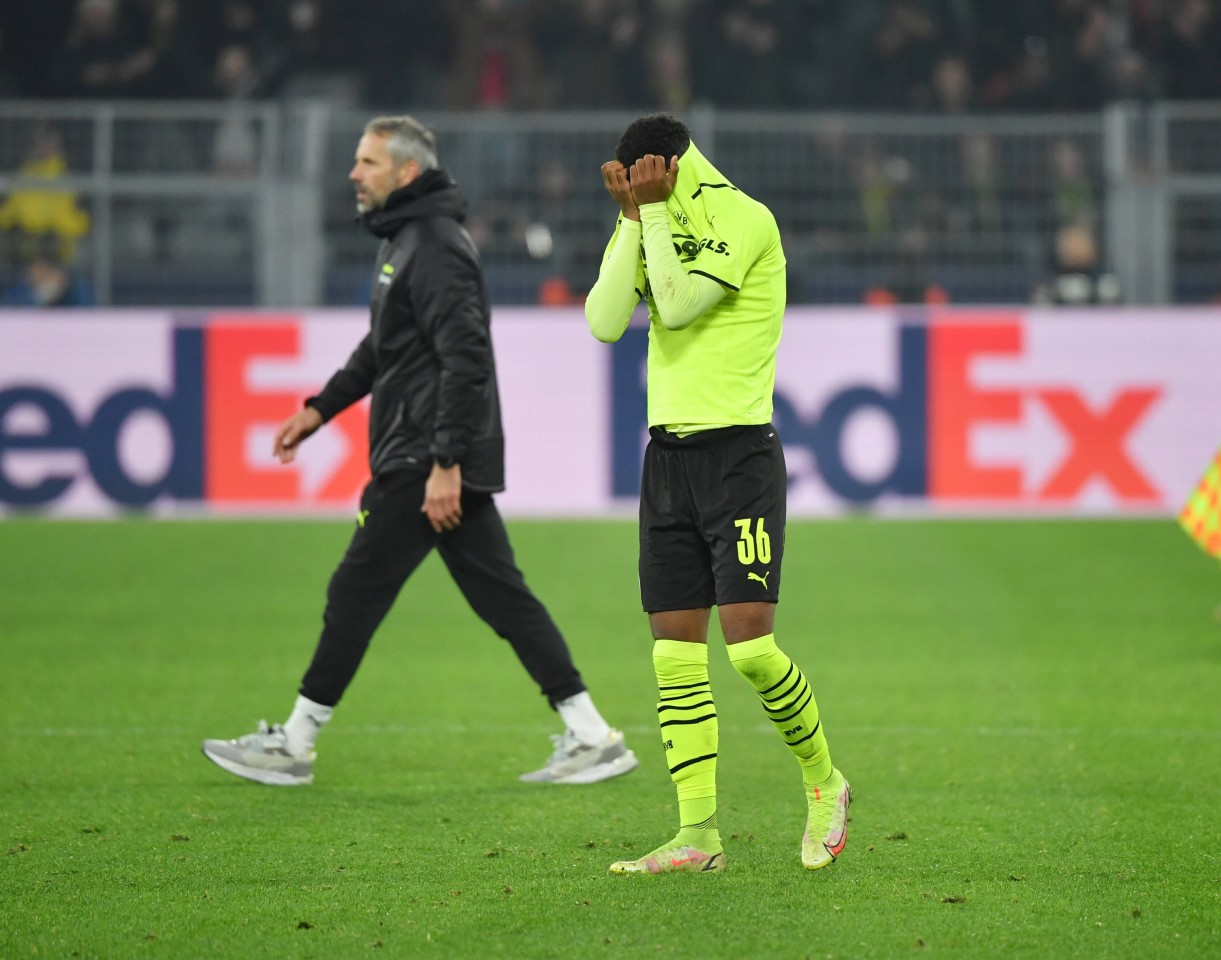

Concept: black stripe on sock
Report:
left=659, top=712, right=717, bottom=729
left=658, top=699, right=715, bottom=714
left=659, top=687, right=711, bottom=703
left=767, top=687, right=813, bottom=724
left=659, top=680, right=711, bottom=693
left=683, top=813, right=718, bottom=831
left=759, top=662, right=794, bottom=696
left=669, top=753, right=717, bottom=775
left=762, top=672, right=806, bottom=705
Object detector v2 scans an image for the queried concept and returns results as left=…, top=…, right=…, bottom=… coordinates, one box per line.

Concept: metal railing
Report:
left=0, top=100, right=1217, bottom=307
left=0, top=100, right=325, bottom=306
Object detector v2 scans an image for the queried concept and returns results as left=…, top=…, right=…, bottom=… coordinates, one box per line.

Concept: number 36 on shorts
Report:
left=734, top=517, right=771, bottom=565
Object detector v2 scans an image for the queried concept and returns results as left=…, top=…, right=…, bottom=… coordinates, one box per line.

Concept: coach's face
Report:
left=350, top=133, right=419, bottom=214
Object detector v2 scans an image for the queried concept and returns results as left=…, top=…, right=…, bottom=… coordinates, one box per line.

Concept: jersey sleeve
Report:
left=585, top=217, right=645, bottom=343
left=639, top=203, right=727, bottom=330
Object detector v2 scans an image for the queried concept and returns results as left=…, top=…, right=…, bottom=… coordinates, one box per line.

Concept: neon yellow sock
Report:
left=653, top=639, right=721, bottom=852
left=728, top=634, right=833, bottom=786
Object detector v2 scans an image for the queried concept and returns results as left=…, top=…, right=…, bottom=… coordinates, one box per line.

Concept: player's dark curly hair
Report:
left=614, top=113, right=691, bottom=167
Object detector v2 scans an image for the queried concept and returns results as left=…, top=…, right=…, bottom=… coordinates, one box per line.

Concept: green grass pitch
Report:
left=1, top=517, right=1218, bottom=959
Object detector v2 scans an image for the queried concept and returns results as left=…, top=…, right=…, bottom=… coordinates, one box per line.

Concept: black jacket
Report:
left=308, top=169, right=505, bottom=492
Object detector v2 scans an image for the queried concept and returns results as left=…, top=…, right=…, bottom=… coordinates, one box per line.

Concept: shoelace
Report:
left=237, top=720, right=286, bottom=749
left=546, top=729, right=583, bottom=761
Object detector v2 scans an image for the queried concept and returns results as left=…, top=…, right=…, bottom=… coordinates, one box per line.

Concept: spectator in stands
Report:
left=198, top=0, right=289, bottom=92
left=140, top=0, right=211, bottom=99
left=188, top=40, right=265, bottom=269
left=285, top=0, right=323, bottom=59
left=283, top=0, right=354, bottom=75
left=952, top=132, right=1003, bottom=236
left=690, top=0, right=792, bottom=107
left=538, top=0, right=647, bottom=108
left=443, top=0, right=543, bottom=110
left=1031, top=221, right=1121, bottom=305
left=1048, top=137, right=1097, bottom=228
left=645, top=30, right=694, bottom=111
left=1158, top=0, right=1221, bottom=100
left=854, top=144, right=918, bottom=236
left=930, top=52, right=974, bottom=112
left=985, top=1, right=1135, bottom=110
left=528, top=157, right=576, bottom=263
left=50, top=0, right=158, bottom=98
left=768, top=0, right=848, bottom=107
left=463, top=192, right=532, bottom=272
left=987, top=34, right=1057, bottom=109
left=358, top=0, right=452, bottom=107
left=864, top=225, right=948, bottom=305
left=865, top=0, right=944, bottom=109
left=0, top=243, right=95, bottom=307
left=1110, top=46, right=1153, bottom=100
left=211, top=44, right=264, bottom=177
left=803, top=124, right=865, bottom=249
left=0, top=124, right=91, bottom=265
left=1045, top=0, right=1114, bottom=110
left=4, top=0, right=1217, bottom=112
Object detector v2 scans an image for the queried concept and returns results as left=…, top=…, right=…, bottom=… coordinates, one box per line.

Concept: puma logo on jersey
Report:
left=747, top=571, right=770, bottom=589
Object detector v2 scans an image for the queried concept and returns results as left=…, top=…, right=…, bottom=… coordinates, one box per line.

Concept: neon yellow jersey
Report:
left=610, top=144, right=786, bottom=429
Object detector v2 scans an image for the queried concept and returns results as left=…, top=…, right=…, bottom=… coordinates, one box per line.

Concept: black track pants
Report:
left=299, top=470, right=586, bottom=708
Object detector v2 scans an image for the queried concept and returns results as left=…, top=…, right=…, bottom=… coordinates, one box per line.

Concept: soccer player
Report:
left=201, top=115, right=637, bottom=788
left=584, top=113, right=850, bottom=874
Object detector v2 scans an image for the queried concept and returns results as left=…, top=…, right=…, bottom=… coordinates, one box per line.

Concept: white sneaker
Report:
left=520, top=728, right=638, bottom=784
left=201, top=720, right=315, bottom=786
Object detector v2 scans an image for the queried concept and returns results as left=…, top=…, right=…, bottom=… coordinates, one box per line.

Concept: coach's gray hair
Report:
left=365, top=115, right=438, bottom=171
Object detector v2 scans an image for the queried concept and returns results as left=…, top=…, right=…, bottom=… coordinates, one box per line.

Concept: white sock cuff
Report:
left=554, top=690, right=612, bottom=746
left=292, top=694, right=333, bottom=723
left=283, top=695, right=333, bottom=754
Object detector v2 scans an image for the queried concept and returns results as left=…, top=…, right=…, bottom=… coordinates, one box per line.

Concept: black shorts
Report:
left=639, top=424, right=786, bottom=612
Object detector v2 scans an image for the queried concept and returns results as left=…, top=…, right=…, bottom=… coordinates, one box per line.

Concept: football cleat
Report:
left=802, top=767, right=851, bottom=869
left=201, top=720, right=314, bottom=786
left=609, top=842, right=726, bottom=874
left=519, top=728, right=638, bottom=784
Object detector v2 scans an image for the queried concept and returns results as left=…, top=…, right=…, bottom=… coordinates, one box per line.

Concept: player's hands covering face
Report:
left=601, top=160, right=639, bottom=222
left=627, top=154, right=679, bottom=206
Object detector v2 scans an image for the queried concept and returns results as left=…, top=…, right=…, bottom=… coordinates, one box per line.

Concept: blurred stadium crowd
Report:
left=1, top=0, right=1220, bottom=308
left=2, top=0, right=1219, bottom=111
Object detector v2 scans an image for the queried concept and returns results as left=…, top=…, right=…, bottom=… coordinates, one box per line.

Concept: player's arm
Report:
left=307, top=333, right=376, bottom=421
left=585, top=160, right=643, bottom=343
left=639, top=202, right=727, bottom=330
left=275, top=333, right=376, bottom=462
left=584, top=216, right=642, bottom=343
left=629, top=153, right=727, bottom=331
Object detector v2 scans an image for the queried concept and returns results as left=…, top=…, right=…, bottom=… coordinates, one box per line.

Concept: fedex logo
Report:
left=611, top=314, right=1163, bottom=507
left=1, top=308, right=1204, bottom=518
left=0, top=319, right=368, bottom=510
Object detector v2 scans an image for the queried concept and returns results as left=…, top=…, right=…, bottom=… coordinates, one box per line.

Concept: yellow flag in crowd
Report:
left=1179, top=447, right=1221, bottom=558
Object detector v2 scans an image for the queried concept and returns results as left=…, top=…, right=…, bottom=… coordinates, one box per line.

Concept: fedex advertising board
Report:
left=1, top=307, right=1219, bottom=518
